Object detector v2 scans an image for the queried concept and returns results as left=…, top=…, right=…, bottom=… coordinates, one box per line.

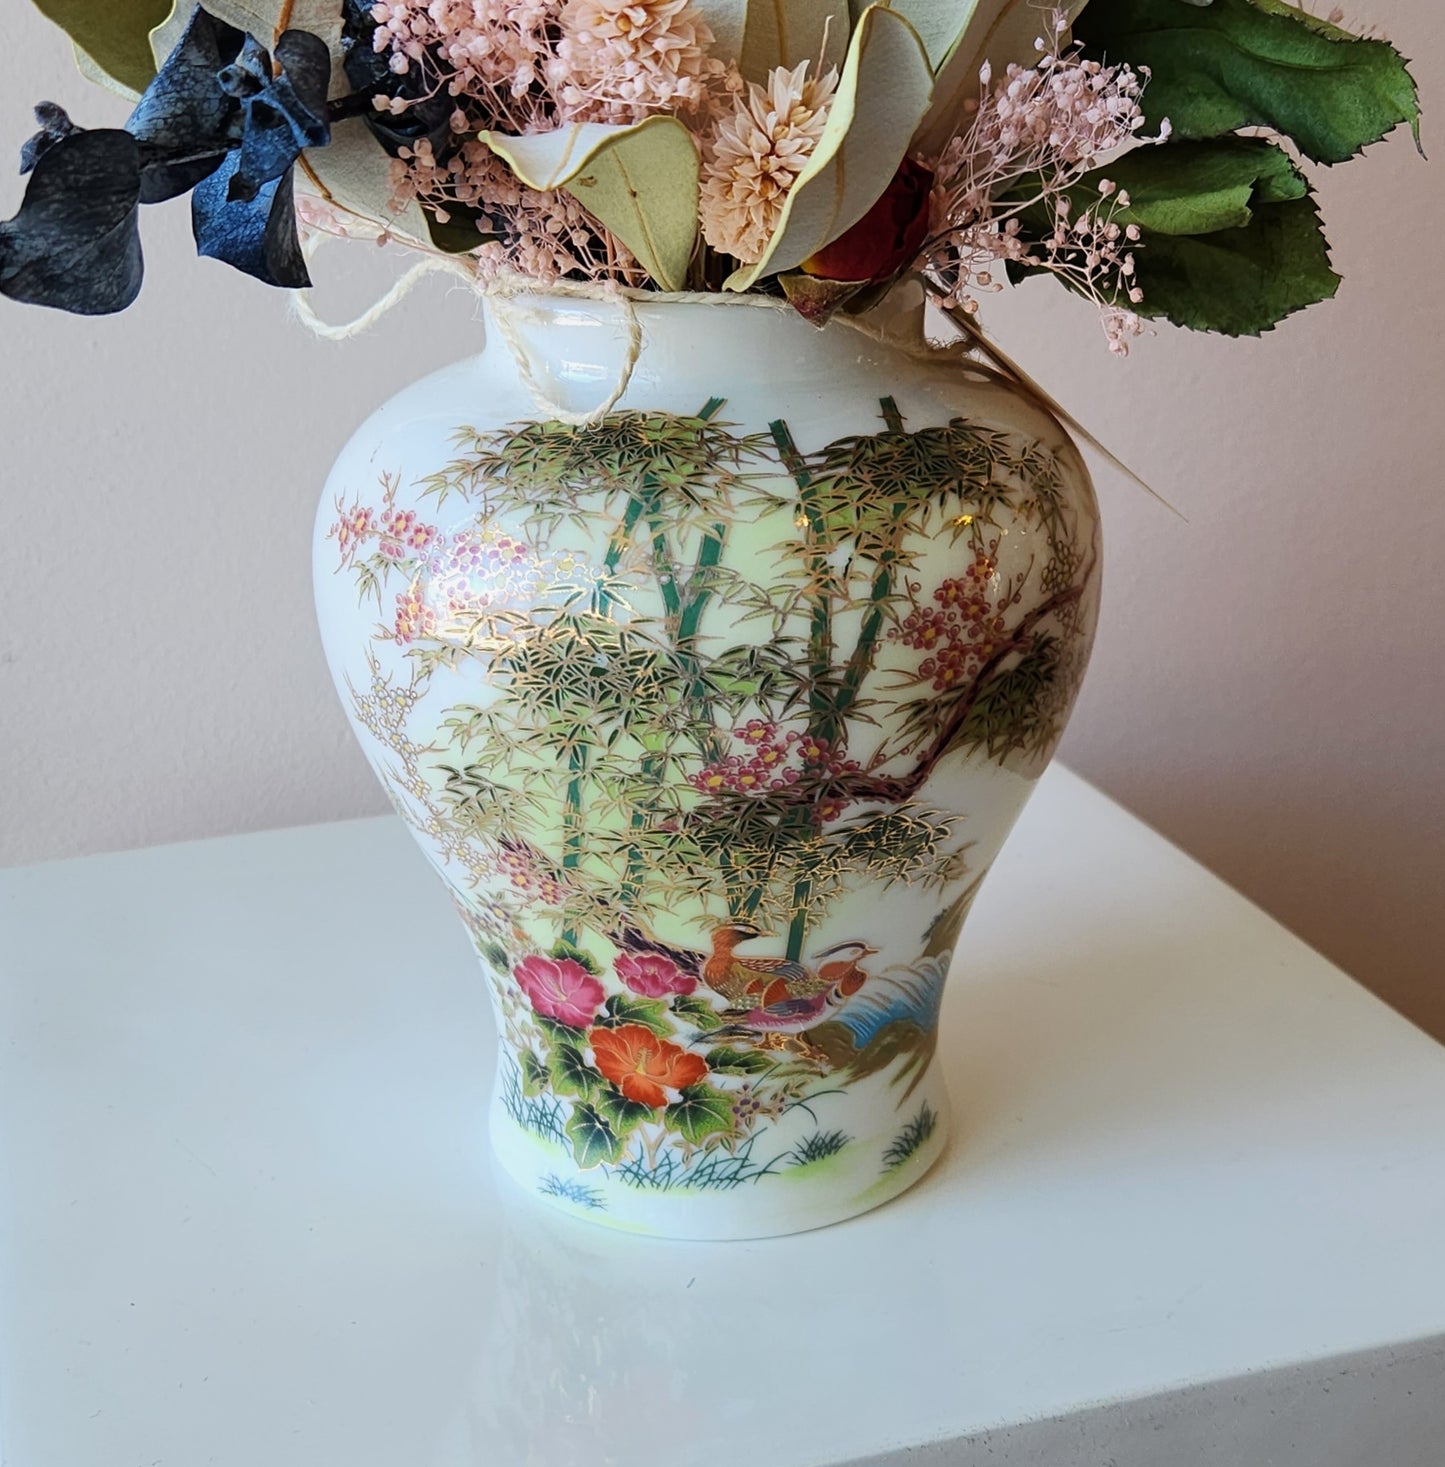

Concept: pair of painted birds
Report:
left=700, top=924, right=876, bottom=1046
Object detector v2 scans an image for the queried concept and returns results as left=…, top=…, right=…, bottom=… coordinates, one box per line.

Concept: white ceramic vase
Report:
left=313, top=290, right=1100, bottom=1239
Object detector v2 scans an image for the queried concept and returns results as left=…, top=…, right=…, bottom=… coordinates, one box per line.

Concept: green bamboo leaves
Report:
left=1074, top=0, right=1419, bottom=163
left=726, top=3, right=934, bottom=290
left=481, top=118, right=702, bottom=292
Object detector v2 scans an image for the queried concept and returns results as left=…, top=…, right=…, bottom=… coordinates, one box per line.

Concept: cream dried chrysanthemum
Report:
left=699, top=60, right=838, bottom=265
left=555, top=0, right=726, bottom=123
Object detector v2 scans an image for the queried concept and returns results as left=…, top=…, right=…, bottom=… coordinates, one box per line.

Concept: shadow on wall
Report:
left=1060, top=769, right=1445, bottom=1044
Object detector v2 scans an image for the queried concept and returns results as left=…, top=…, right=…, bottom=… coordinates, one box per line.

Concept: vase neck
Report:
left=480, top=286, right=930, bottom=422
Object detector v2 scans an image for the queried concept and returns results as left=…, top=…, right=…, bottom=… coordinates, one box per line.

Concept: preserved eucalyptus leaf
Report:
left=192, top=148, right=309, bottom=286
left=227, top=29, right=333, bottom=203
left=0, top=128, right=144, bottom=314
left=125, top=6, right=247, bottom=203
left=19, top=102, right=81, bottom=175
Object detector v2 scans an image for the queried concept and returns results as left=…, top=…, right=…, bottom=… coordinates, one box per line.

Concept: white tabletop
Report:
left=3, top=765, right=1444, bottom=1467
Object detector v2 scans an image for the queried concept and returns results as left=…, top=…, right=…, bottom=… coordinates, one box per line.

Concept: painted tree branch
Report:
left=819, top=568, right=1093, bottom=807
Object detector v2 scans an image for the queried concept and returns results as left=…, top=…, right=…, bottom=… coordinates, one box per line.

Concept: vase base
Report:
left=488, top=1068, right=951, bottom=1241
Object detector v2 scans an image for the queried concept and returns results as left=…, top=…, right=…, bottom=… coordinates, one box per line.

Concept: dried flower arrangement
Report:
left=0, top=1, right=1421, bottom=351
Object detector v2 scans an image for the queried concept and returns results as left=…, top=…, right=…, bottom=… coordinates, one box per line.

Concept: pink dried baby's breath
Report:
left=921, top=10, right=1165, bottom=353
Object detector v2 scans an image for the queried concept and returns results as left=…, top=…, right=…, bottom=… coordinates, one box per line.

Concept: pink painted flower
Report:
left=514, top=955, right=606, bottom=1029
left=535, top=876, right=569, bottom=908
left=496, top=849, right=535, bottom=890
left=615, top=951, right=696, bottom=998
left=394, top=586, right=436, bottom=644
left=796, top=736, right=832, bottom=765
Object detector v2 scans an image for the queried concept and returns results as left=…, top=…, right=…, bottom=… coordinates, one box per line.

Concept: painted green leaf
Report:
left=666, top=1084, right=736, bottom=1145
left=28, top=0, right=171, bottom=95
left=480, top=118, right=699, bottom=291
left=566, top=1102, right=625, bottom=1169
left=1072, top=0, right=1420, bottom=164
left=550, top=939, right=601, bottom=973
left=740, top=0, right=850, bottom=81
left=704, top=1045, right=778, bottom=1075
left=547, top=1039, right=603, bottom=1101
left=726, top=4, right=933, bottom=290
left=597, top=1084, right=659, bottom=1135
left=1032, top=138, right=1340, bottom=334
left=594, top=993, right=674, bottom=1037
left=672, top=994, right=726, bottom=1032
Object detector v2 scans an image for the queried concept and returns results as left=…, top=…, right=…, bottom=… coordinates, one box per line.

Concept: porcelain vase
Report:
left=313, top=291, right=1100, bottom=1239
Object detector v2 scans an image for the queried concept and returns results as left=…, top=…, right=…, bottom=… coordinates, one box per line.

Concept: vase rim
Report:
left=482, top=280, right=797, bottom=312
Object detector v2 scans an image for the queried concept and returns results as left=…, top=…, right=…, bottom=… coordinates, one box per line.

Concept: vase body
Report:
left=313, top=293, right=1100, bottom=1239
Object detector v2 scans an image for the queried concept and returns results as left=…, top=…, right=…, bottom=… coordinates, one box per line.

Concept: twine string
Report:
left=485, top=287, right=644, bottom=425
left=290, top=236, right=1173, bottom=510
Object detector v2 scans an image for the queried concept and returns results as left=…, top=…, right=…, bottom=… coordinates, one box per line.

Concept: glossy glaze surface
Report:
left=312, top=294, right=1100, bottom=1235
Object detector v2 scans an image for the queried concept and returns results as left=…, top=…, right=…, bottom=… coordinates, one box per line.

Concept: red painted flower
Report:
left=514, top=955, right=605, bottom=1029
left=588, top=1024, right=708, bottom=1108
left=615, top=952, right=697, bottom=999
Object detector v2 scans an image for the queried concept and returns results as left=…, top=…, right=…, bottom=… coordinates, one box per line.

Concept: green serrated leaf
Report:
left=597, top=1083, right=659, bottom=1134
left=1106, top=139, right=1336, bottom=333
left=704, top=1045, right=779, bottom=1075
left=1073, top=0, right=1420, bottom=164
left=1105, top=134, right=1307, bottom=235
left=547, top=1040, right=602, bottom=1100
left=480, top=117, right=699, bottom=290
left=665, top=1084, right=736, bottom=1144
left=30, top=0, right=171, bottom=94
left=566, top=1102, right=625, bottom=1169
